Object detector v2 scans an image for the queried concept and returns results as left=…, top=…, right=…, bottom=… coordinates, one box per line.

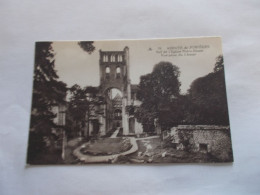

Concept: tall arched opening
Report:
left=99, top=47, right=131, bottom=135
left=105, top=88, right=123, bottom=133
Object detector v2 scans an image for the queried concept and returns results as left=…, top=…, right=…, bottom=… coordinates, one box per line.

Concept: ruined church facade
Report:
left=87, top=47, right=143, bottom=136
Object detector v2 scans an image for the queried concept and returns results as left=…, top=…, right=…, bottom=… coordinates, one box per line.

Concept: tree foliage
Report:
left=28, top=42, right=67, bottom=164
left=214, top=55, right=224, bottom=72
left=135, top=56, right=229, bottom=132
left=67, top=85, right=104, bottom=138
left=78, top=41, right=95, bottom=54
left=136, top=62, right=181, bottom=131
left=30, top=42, right=67, bottom=134
left=158, top=94, right=190, bottom=128
left=186, top=55, right=229, bottom=125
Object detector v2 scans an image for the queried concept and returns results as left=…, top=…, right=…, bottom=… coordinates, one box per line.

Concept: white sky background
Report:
left=52, top=37, right=222, bottom=94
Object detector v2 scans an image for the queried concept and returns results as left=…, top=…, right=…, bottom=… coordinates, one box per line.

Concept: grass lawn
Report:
left=80, top=137, right=131, bottom=156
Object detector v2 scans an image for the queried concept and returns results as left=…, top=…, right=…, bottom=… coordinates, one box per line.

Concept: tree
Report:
left=136, top=62, right=181, bottom=131
left=158, top=94, right=189, bottom=127
left=187, top=55, right=229, bottom=125
left=78, top=41, right=95, bottom=54
left=214, top=55, right=224, bottom=72
left=30, top=42, right=67, bottom=132
left=65, top=41, right=97, bottom=138
left=28, top=42, right=67, bottom=164
left=67, top=85, right=104, bottom=138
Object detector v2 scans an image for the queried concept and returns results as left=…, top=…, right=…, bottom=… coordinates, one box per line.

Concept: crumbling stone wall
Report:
left=169, top=125, right=233, bottom=161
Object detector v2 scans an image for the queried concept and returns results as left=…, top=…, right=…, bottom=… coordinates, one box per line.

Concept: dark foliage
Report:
left=158, top=95, right=190, bottom=129
left=66, top=85, right=104, bottom=138
left=135, top=55, right=229, bottom=132
left=78, top=41, right=95, bottom=54
left=186, top=55, right=229, bottom=125
left=27, top=42, right=67, bottom=164
left=136, top=62, right=181, bottom=131
left=214, top=55, right=224, bottom=72
left=30, top=42, right=67, bottom=131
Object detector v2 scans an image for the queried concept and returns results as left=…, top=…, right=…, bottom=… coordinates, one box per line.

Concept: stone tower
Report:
left=99, top=47, right=131, bottom=135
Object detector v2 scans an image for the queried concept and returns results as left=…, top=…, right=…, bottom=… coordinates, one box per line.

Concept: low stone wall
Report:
left=177, top=125, right=230, bottom=130
left=165, top=125, right=233, bottom=161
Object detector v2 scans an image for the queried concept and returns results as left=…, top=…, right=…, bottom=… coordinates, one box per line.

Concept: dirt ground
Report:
left=117, top=137, right=213, bottom=164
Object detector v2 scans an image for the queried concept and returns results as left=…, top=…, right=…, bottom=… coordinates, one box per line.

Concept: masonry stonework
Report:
left=169, top=125, right=233, bottom=161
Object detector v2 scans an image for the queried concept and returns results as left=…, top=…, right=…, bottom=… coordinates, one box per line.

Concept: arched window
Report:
left=116, top=67, right=121, bottom=73
left=103, top=55, right=108, bottom=62
left=114, top=109, right=122, bottom=119
left=118, top=55, right=122, bottom=62
left=111, top=55, right=115, bottom=62
left=105, top=66, right=110, bottom=73
left=116, top=67, right=121, bottom=78
left=105, top=66, right=110, bottom=79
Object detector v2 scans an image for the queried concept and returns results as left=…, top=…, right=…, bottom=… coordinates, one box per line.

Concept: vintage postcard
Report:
left=27, top=37, right=233, bottom=165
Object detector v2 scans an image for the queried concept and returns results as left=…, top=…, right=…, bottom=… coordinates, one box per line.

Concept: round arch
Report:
left=103, top=87, right=123, bottom=99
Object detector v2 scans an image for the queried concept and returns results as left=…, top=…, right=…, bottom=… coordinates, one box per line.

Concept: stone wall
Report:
left=169, top=125, right=233, bottom=161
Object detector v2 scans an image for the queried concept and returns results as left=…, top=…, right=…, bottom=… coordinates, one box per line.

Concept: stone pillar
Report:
left=122, top=97, right=129, bottom=135
left=154, top=118, right=161, bottom=135
left=83, top=125, right=88, bottom=137
left=89, top=121, right=93, bottom=135
left=124, top=46, right=131, bottom=105
left=99, top=115, right=106, bottom=136
left=61, top=129, right=67, bottom=160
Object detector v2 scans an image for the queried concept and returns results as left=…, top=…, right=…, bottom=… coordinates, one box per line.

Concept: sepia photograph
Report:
left=27, top=37, right=233, bottom=165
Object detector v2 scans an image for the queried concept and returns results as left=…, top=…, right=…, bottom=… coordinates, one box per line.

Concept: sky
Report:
left=52, top=37, right=223, bottom=94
